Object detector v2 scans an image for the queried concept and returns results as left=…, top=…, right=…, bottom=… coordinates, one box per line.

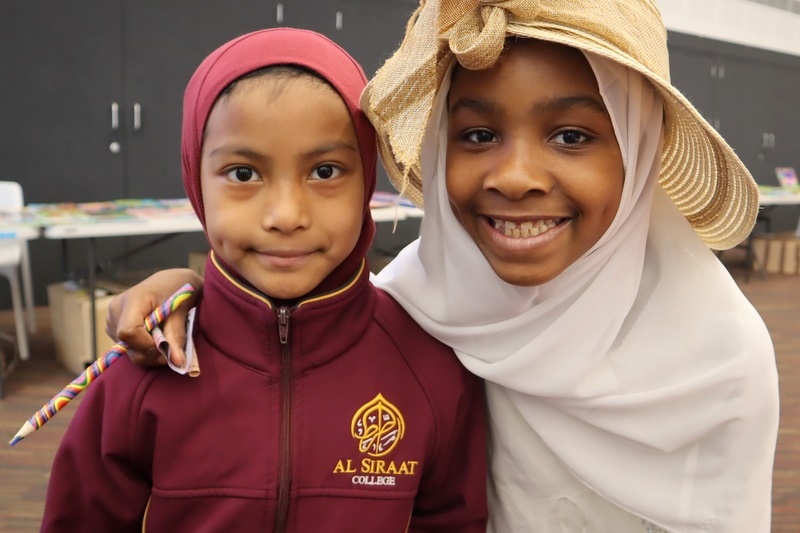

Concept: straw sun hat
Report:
left=361, top=0, right=759, bottom=250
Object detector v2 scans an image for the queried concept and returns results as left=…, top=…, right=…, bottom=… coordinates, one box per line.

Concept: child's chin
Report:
left=487, top=261, right=560, bottom=288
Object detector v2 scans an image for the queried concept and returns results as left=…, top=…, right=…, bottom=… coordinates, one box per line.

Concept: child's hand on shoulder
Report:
left=105, top=268, right=202, bottom=368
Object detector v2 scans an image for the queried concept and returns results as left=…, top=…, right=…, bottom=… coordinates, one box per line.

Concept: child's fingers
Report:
left=105, top=268, right=202, bottom=368
left=127, top=350, right=168, bottom=368
left=107, top=292, right=164, bottom=365
left=160, top=311, right=190, bottom=367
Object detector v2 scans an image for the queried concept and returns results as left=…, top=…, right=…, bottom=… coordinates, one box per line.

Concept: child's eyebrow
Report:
left=205, top=141, right=357, bottom=161
left=448, top=95, right=607, bottom=117
left=301, top=141, right=359, bottom=159
left=206, top=146, right=267, bottom=162
left=448, top=97, right=501, bottom=116
left=532, top=95, right=608, bottom=115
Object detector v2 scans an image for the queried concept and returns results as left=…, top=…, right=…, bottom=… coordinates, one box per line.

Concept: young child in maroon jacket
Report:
left=41, top=28, right=487, bottom=533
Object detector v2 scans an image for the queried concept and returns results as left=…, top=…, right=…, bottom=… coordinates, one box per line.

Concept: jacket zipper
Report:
left=273, top=306, right=293, bottom=533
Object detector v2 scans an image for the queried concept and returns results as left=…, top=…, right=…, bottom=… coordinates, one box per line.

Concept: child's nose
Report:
left=260, top=182, right=310, bottom=232
left=485, top=143, right=554, bottom=200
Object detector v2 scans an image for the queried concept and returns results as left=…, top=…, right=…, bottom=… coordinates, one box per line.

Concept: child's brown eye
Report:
left=466, top=129, right=497, bottom=144
left=237, top=168, right=252, bottom=181
left=554, top=130, right=589, bottom=145
left=225, top=166, right=259, bottom=183
left=310, top=164, right=342, bottom=181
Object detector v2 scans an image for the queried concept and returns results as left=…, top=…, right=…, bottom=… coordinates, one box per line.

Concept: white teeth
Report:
left=493, top=218, right=560, bottom=238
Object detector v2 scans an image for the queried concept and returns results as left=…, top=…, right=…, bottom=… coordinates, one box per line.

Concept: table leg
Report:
left=87, top=237, right=97, bottom=362
left=61, top=239, right=69, bottom=281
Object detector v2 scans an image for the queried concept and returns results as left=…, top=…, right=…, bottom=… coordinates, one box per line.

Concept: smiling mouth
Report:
left=261, top=251, right=309, bottom=258
left=489, top=218, right=563, bottom=238
left=254, top=249, right=313, bottom=268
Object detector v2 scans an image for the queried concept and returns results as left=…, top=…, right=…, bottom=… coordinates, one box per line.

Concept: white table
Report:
left=0, top=224, right=40, bottom=241
left=43, top=216, right=202, bottom=239
left=40, top=204, right=422, bottom=239
left=758, top=189, right=800, bottom=237
left=758, top=190, right=800, bottom=207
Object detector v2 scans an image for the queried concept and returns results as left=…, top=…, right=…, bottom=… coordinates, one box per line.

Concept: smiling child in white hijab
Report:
left=364, top=1, right=779, bottom=531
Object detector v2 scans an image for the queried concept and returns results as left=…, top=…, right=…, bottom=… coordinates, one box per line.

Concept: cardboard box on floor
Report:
left=752, top=232, right=800, bottom=275
left=47, top=282, right=125, bottom=374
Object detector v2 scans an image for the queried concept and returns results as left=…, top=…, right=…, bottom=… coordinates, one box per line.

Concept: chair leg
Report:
left=7, top=271, right=30, bottom=361
left=743, top=236, right=752, bottom=283
left=21, top=243, right=36, bottom=333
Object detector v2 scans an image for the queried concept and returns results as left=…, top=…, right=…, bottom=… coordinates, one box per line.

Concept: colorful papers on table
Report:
left=775, top=167, right=798, bottom=189
left=8, top=198, right=196, bottom=226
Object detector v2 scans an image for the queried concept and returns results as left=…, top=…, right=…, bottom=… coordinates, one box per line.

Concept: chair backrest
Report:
left=0, top=181, right=24, bottom=213
left=0, top=181, right=25, bottom=266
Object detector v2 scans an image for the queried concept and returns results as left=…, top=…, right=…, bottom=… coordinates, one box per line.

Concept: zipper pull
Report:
left=278, top=306, right=291, bottom=345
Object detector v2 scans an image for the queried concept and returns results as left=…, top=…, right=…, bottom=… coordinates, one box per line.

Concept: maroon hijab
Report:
left=182, top=28, right=377, bottom=296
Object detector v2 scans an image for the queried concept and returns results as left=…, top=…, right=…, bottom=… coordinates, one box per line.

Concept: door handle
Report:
left=111, top=102, right=119, bottom=130
left=133, top=103, right=142, bottom=131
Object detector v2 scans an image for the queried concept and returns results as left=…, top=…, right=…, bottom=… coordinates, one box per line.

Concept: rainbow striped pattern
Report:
left=8, top=283, right=194, bottom=446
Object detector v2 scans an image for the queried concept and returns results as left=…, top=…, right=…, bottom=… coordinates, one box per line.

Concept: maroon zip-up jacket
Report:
left=41, top=253, right=488, bottom=532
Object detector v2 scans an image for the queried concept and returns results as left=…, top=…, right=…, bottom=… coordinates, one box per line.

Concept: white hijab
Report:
left=375, top=52, right=779, bottom=531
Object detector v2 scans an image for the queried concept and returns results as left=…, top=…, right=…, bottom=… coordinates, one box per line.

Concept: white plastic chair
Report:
left=0, top=181, right=35, bottom=361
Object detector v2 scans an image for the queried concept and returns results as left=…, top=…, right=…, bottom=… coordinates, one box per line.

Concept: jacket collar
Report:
left=195, top=251, right=375, bottom=374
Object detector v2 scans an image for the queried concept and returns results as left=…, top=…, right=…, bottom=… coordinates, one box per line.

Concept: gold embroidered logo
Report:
left=351, top=393, right=405, bottom=457
left=332, top=394, right=418, bottom=484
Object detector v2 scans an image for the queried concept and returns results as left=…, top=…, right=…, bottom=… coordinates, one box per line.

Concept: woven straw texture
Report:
left=361, top=0, right=759, bottom=250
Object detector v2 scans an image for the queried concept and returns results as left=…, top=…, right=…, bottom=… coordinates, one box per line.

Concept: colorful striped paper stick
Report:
left=8, top=283, right=195, bottom=446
